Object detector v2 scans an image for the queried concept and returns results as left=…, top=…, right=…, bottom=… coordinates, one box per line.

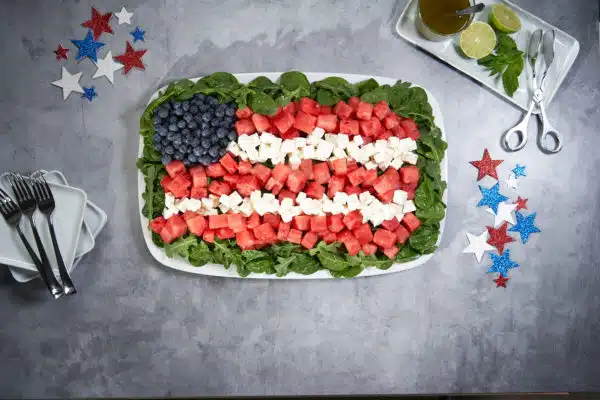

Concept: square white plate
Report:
left=395, top=0, right=579, bottom=112
left=138, top=72, right=448, bottom=279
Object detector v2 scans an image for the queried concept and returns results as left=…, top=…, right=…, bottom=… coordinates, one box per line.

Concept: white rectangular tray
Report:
left=138, top=72, right=448, bottom=279
left=395, top=0, right=579, bottom=111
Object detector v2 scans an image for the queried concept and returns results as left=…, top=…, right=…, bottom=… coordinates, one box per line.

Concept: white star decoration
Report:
left=463, top=230, right=495, bottom=263
left=115, top=6, right=133, bottom=25
left=92, top=51, right=124, bottom=84
left=505, top=174, right=519, bottom=189
left=485, top=202, right=517, bottom=227
left=51, top=66, right=83, bottom=100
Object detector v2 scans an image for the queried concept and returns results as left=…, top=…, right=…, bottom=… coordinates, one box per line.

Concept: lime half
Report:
left=460, top=22, right=497, bottom=59
left=490, top=4, right=522, bottom=33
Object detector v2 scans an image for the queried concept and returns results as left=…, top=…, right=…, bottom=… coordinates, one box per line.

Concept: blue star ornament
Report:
left=71, top=30, right=105, bottom=62
left=82, top=86, right=97, bottom=102
left=509, top=211, right=541, bottom=244
left=477, top=182, right=509, bottom=214
left=130, top=26, right=146, bottom=42
left=512, top=164, right=527, bottom=178
left=487, top=250, right=519, bottom=277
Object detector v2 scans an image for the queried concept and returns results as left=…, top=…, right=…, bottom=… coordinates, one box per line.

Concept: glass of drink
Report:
left=417, top=0, right=474, bottom=41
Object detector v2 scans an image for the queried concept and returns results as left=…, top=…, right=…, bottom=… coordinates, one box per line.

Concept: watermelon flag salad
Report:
left=137, top=72, right=447, bottom=277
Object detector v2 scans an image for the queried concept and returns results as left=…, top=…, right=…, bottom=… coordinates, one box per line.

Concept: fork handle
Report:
left=46, top=216, right=76, bottom=295
left=27, top=216, right=63, bottom=299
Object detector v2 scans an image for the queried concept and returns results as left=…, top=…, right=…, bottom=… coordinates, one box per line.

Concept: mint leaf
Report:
left=477, top=33, right=524, bottom=97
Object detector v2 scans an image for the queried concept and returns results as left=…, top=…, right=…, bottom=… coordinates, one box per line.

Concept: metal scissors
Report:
left=502, top=29, right=563, bottom=154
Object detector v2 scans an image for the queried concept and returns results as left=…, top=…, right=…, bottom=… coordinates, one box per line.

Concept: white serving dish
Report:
left=395, top=0, right=579, bottom=112
left=138, top=73, right=448, bottom=279
left=0, top=173, right=86, bottom=274
left=8, top=170, right=107, bottom=283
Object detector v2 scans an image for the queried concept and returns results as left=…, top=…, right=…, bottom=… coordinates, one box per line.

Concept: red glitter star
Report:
left=470, top=149, right=503, bottom=181
left=54, top=44, right=69, bottom=60
left=486, top=222, right=515, bottom=255
left=82, top=7, right=113, bottom=40
left=494, top=274, right=509, bottom=288
left=514, top=196, right=528, bottom=211
left=114, top=41, right=147, bottom=74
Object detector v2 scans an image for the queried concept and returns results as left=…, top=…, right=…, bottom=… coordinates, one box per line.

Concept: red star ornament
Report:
left=486, top=222, right=515, bottom=255
left=54, top=44, right=69, bottom=60
left=470, top=149, right=503, bottom=181
left=494, top=274, right=509, bottom=288
left=82, top=7, right=114, bottom=40
left=515, top=196, right=528, bottom=211
left=114, top=41, right=147, bottom=74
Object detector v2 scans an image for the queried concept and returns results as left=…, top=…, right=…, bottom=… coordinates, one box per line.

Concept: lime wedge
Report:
left=460, top=21, right=497, bottom=59
left=490, top=4, right=522, bottom=33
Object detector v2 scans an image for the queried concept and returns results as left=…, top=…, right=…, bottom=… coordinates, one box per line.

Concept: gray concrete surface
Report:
left=0, top=0, right=599, bottom=397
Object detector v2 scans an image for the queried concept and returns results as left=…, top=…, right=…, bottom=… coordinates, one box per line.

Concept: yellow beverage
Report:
left=419, top=0, right=472, bottom=36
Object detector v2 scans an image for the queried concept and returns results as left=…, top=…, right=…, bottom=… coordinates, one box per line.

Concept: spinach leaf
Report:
left=316, top=250, right=349, bottom=272
left=164, top=236, right=198, bottom=258
left=246, top=258, right=275, bottom=274
left=189, top=241, right=213, bottom=267
left=360, top=85, right=391, bottom=103
left=242, top=250, right=271, bottom=262
left=274, top=256, right=296, bottom=277
left=248, top=76, right=280, bottom=91
left=152, top=232, right=165, bottom=248
left=312, top=77, right=357, bottom=99
left=316, top=88, right=341, bottom=106
left=395, top=246, right=420, bottom=262
left=279, top=71, right=311, bottom=96
left=236, top=263, right=251, bottom=277
left=268, top=242, right=302, bottom=258
left=248, top=91, right=279, bottom=115
left=289, top=254, right=321, bottom=275
left=141, top=165, right=157, bottom=220
left=416, top=201, right=446, bottom=222
left=359, top=254, right=394, bottom=270
left=198, top=72, right=240, bottom=90
left=330, top=265, right=363, bottom=278
left=355, top=78, right=379, bottom=95
left=408, top=227, right=439, bottom=253
left=308, top=241, right=341, bottom=256
left=414, top=175, right=434, bottom=209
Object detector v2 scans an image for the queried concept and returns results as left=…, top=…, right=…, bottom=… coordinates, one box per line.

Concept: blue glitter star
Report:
left=130, top=26, right=146, bottom=42
left=82, top=86, right=97, bottom=102
left=509, top=211, right=540, bottom=244
left=487, top=250, right=519, bottom=277
left=477, top=182, right=508, bottom=214
left=512, top=164, right=527, bottom=178
left=71, top=30, right=105, bottom=62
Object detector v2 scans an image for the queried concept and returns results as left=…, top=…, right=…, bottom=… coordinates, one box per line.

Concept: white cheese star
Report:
left=462, top=230, right=495, bottom=263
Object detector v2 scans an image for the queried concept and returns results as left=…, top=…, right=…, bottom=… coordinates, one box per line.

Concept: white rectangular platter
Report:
left=138, top=73, right=448, bottom=279
left=396, top=0, right=579, bottom=112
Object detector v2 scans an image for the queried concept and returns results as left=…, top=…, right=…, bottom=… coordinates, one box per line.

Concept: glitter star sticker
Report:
left=51, top=66, right=83, bottom=100
left=470, top=149, right=503, bottom=181
left=512, top=164, right=527, bottom=178
left=463, top=230, right=495, bottom=263
left=509, top=211, right=541, bottom=244
left=505, top=174, right=519, bottom=190
left=82, top=86, right=97, bottom=102
left=477, top=182, right=508, bottom=214
left=114, top=41, right=147, bottom=74
left=485, top=201, right=517, bottom=227
left=82, top=7, right=113, bottom=40
left=115, top=6, right=133, bottom=25
left=54, top=44, right=69, bottom=60
left=514, top=196, right=528, bottom=211
left=92, top=51, right=124, bottom=84
left=487, top=222, right=515, bottom=255
left=130, top=26, right=145, bottom=42
left=71, top=30, right=105, bottom=62
left=494, top=274, right=510, bottom=288
left=488, top=250, right=519, bottom=278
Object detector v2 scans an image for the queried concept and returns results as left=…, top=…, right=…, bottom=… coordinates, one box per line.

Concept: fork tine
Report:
left=14, top=174, right=32, bottom=202
left=19, top=174, right=35, bottom=200
left=8, top=174, right=23, bottom=201
left=31, top=179, right=44, bottom=201
left=41, top=178, right=54, bottom=201
left=0, top=187, right=11, bottom=200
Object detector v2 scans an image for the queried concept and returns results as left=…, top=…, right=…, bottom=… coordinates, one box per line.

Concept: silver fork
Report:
left=30, top=176, right=76, bottom=295
left=7, top=173, right=64, bottom=298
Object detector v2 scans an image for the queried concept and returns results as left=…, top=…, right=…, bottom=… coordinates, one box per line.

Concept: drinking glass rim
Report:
left=418, top=0, right=476, bottom=37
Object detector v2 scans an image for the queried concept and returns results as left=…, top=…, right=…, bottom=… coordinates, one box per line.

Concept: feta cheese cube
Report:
left=203, top=209, right=218, bottom=216
left=390, top=157, right=404, bottom=170
left=280, top=198, right=294, bottom=210
left=295, top=138, right=307, bottom=148
left=250, top=190, right=262, bottom=206
left=362, top=143, right=376, bottom=158
left=402, top=152, right=418, bottom=165
left=390, top=203, right=404, bottom=218
left=322, top=198, right=335, bottom=213
left=333, top=147, right=347, bottom=159
left=238, top=200, right=254, bottom=217
left=201, top=197, right=217, bottom=209
left=218, top=194, right=231, bottom=208
left=388, top=136, right=400, bottom=148
left=346, top=142, right=360, bottom=154
left=246, top=148, right=259, bottom=162
left=353, top=135, right=364, bottom=146
left=163, top=207, right=179, bottom=219
left=227, top=142, right=241, bottom=157
left=289, top=155, right=302, bottom=169
left=228, top=191, right=243, bottom=206
left=335, top=135, right=350, bottom=148
left=333, top=191, right=349, bottom=204
left=165, top=193, right=175, bottom=208
left=263, top=193, right=276, bottom=204
left=186, top=199, right=202, bottom=212
left=281, top=139, right=296, bottom=154
left=280, top=211, right=294, bottom=223
left=393, top=190, right=408, bottom=205
left=261, top=132, right=277, bottom=144
left=398, top=138, right=417, bottom=153
left=315, top=140, right=334, bottom=161
left=238, top=151, right=249, bottom=161
left=308, top=127, right=325, bottom=144
left=403, top=200, right=416, bottom=214
left=359, top=191, right=374, bottom=205
left=248, top=133, right=261, bottom=147
left=365, top=161, right=378, bottom=170
left=374, top=140, right=388, bottom=153
left=302, top=145, right=316, bottom=159
left=346, top=194, right=360, bottom=211
left=219, top=203, right=231, bottom=213
left=324, top=133, right=337, bottom=144
left=296, top=192, right=307, bottom=203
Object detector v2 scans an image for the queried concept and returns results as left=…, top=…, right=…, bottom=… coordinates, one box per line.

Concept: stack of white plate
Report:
left=0, top=170, right=107, bottom=283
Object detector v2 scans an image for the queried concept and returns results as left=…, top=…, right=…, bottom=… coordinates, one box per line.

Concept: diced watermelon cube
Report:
left=208, top=214, right=229, bottom=229
left=247, top=213, right=261, bottom=229
left=166, top=160, right=186, bottom=178
left=373, top=101, right=390, bottom=120
left=202, top=229, right=215, bottom=243
left=373, top=229, right=396, bottom=248
left=235, top=106, right=253, bottom=119
left=189, top=165, right=207, bottom=187
left=280, top=127, right=300, bottom=139
left=356, top=101, right=374, bottom=120
left=253, top=223, right=277, bottom=242
left=206, top=163, right=226, bottom=178
left=208, top=181, right=232, bottom=196
left=346, top=159, right=358, bottom=173
left=327, top=175, right=346, bottom=198
left=238, top=160, right=253, bottom=175
left=361, top=243, right=378, bottom=256
left=277, top=189, right=296, bottom=202
left=272, top=111, right=295, bottom=134
left=337, top=229, right=354, bottom=244
left=379, top=131, right=393, bottom=140
left=344, top=185, right=362, bottom=195
left=344, top=237, right=361, bottom=256
left=272, top=163, right=292, bottom=184
left=299, top=159, right=314, bottom=180
left=235, top=119, right=255, bottom=135
left=165, top=173, right=192, bottom=198
left=251, top=114, right=271, bottom=132
left=277, top=222, right=291, bottom=241
left=223, top=174, right=239, bottom=186
left=228, top=213, right=247, bottom=233
left=216, top=227, right=235, bottom=240
left=401, top=118, right=420, bottom=139
left=392, top=125, right=407, bottom=138
left=319, top=106, right=332, bottom=115
left=286, top=170, right=307, bottom=193
left=190, top=186, right=208, bottom=199
left=294, top=111, right=317, bottom=133
left=298, top=98, right=320, bottom=116
left=219, top=153, right=238, bottom=174
left=252, top=164, right=271, bottom=185
left=186, top=214, right=206, bottom=236
left=339, top=119, right=360, bottom=135
left=362, top=169, right=378, bottom=187
left=377, top=189, right=395, bottom=203
left=334, top=100, right=354, bottom=120
left=348, top=96, right=361, bottom=110
left=265, top=177, right=283, bottom=195
left=316, top=114, right=338, bottom=132
left=310, top=215, right=328, bottom=232
left=332, top=158, right=347, bottom=176
left=287, top=228, right=303, bottom=244
left=236, top=175, right=260, bottom=197
left=160, top=175, right=172, bottom=191
left=402, top=213, right=421, bottom=233
left=283, top=102, right=296, bottom=115
left=384, top=114, right=400, bottom=130
left=263, top=213, right=281, bottom=229
left=383, top=246, right=399, bottom=259
left=360, top=117, right=383, bottom=137
left=347, top=166, right=366, bottom=186
left=150, top=216, right=167, bottom=234
left=394, top=225, right=410, bottom=244
left=328, top=214, right=345, bottom=233
left=322, top=231, right=337, bottom=244
left=236, top=230, right=255, bottom=250
left=313, top=162, right=331, bottom=185
left=343, top=210, right=362, bottom=230
left=381, top=217, right=400, bottom=231
left=306, top=181, right=325, bottom=199
left=354, top=223, right=374, bottom=245
left=292, top=215, right=311, bottom=231
left=301, top=232, right=319, bottom=249
left=400, top=166, right=419, bottom=184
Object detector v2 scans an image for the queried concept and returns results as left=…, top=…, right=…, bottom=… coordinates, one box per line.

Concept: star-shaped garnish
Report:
left=477, top=182, right=508, bottom=214
left=71, top=30, right=105, bottom=62
left=92, top=51, right=124, bottom=84
left=115, top=6, right=133, bottom=25
left=509, top=211, right=541, bottom=244
left=82, top=87, right=97, bottom=102
left=82, top=7, right=113, bottom=40
left=487, top=222, right=515, bottom=255
left=505, top=174, right=519, bottom=190
left=130, top=26, right=146, bottom=42
left=485, top=201, right=517, bottom=227
left=512, top=164, right=527, bottom=178
left=463, top=230, right=495, bottom=263
left=494, top=274, right=510, bottom=288
left=51, top=66, right=83, bottom=100
left=54, top=44, right=69, bottom=60
left=114, top=41, right=147, bottom=74
left=470, top=149, right=503, bottom=181
left=487, top=250, right=519, bottom=278
left=514, top=196, right=528, bottom=211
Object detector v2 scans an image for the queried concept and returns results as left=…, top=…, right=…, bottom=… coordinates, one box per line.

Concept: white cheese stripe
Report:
left=164, top=189, right=416, bottom=227
left=227, top=127, right=418, bottom=170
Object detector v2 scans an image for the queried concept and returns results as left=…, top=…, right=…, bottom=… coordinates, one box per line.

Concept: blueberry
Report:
left=177, top=120, right=186, bottom=129
left=225, top=107, right=235, bottom=117
left=168, top=124, right=178, bottom=132
left=173, top=101, right=182, bottom=109
left=183, top=135, right=192, bottom=145
left=157, top=126, right=168, bottom=136
left=179, top=145, right=189, bottom=153
left=196, top=93, right=206, bottom=101
left=193, top=129, right=202, bottom=137
left=161, top=155, right=172, bottom=164
left=201, top=113, right=212, bottom=122
left=174, top=108, right=184, bottom=116
left=210, top=135, right=219, bottom=144
left=208, top=147, right=219, bottom=158
left=190, top=137, right=199, bottom=146
left=228, top=131, right=237, bottom=141
left=161, top=138, right=170, bottom=146
left=158, top=109, right=169, bottom=119
left=193, top=147, right=202, bottom=157
left=190, top=105, right=199, bottom=114
left=201, top=139, right=211, bottom=149
left=188, top=154, right=197, bottom=163
left=207, top=96, right=218, bottom=105
left=174, top=152, right=184, bottom=160
left=219, top=120, right=230, bottom=129
left=153, top=132, right=161, bottom=142
left=152, top=115, right=162, bottom=125
left=181, top=128, right=191, bottom=136
left=200, top=129, right=211, bottom=137
left=211, top=119, right=220, bottom=127
left=216, top=128, right=227, bottom=138
left=187, top=120, right=198, bottom=129
left=173, top=138, right=182, bottom=146
left=200, top=121, right=209, bottom=130
left=224, top=116, right=235, bottom=125
left=199, top=104, right=209, bottom=112
left=164, top=145, right=174, bottom=155
left=183, top=112, right=193, bottom=122
left=182, top=101, right=190, bottom=111
left=220, top=138, right=229, bottom=147
left=215, top=108, right=225, bottom=118
left=153, top=143, right=161, bottom=151
left=163, top=102, right=172, bottom=110
left=183, top=160, right=191, bottom=167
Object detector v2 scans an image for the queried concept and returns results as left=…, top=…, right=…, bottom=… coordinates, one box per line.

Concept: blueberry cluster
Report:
left=152, top=94, right=237, bottom=166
